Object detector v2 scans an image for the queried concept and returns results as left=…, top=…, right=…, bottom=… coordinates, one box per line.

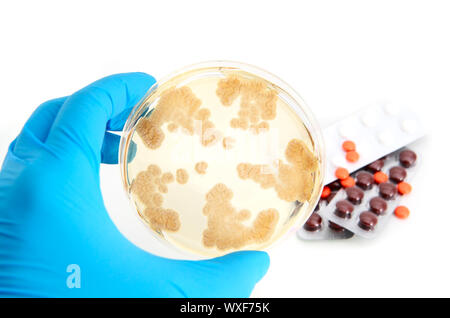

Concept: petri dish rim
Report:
left=118, top=60, right=326, bottom=259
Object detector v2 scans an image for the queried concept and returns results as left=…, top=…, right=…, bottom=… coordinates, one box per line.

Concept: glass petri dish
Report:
left=119, top=61, right=325, bottom=259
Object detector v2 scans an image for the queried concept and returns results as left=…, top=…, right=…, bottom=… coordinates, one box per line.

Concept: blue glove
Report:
left=0, top=73, right=270, bottom=297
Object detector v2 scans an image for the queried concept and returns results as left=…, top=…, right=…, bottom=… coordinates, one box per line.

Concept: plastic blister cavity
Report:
left=297, top=198, right=354, bottom=241
left=322, top=103, right=425, bottom=185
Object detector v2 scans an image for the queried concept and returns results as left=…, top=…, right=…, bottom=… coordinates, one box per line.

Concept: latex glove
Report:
left=0, top=73, right=270, bottom=297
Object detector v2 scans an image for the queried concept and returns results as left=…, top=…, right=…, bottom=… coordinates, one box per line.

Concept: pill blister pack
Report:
left=322, top=102, right=425, bottom=185
left=296, top=199, right=354, bottom=240
left=318, top=146, right=419, bottom=238
left=297, top=101, right=425, bottom=241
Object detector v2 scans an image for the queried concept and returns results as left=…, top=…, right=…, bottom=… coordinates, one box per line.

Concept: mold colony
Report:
left=236, top=139, right=317, bottom=202
left=216, top=75, right=276, bottom=133
left=126, top=70, right=321, bottom=256
left=130, top=165, right=180, bottom=232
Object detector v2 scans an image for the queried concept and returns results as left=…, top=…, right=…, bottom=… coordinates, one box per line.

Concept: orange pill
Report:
left=397, top=182, right=412, bottom=195
left=374, top=171, right=388, bottom=184
left=342, top=140, right=356, bottom=152
left=321, top=186, right=331, bottom=198
left=394, top=206, right=410, bottom=219
left=335, top=167, right=349, bottom=180
left=340, top=176, right=355, bottom=188
left=346, top=151, right=360, bottom=163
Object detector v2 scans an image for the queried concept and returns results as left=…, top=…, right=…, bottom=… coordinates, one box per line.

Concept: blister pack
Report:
left=317, top=145, right=418, bottom=238
left=297, top=102, right=425, bottom=241
left=297, top=197, right=354, bottom=240
left=322, top=102, right=425, bottom=185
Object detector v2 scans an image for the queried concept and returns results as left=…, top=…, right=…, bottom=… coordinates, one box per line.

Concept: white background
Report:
left=1, top=0, right=449, bottom=297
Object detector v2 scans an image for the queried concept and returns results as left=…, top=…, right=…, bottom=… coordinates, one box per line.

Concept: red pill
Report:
left=374, top=171, right=388, bottom=184
left=397, top=182, right=412, bottom=195
left=340, top=176, right=355, bottom=188
left=335, top=167, right=349, bottom=180
left=394, top=206, right=410, bottom=219
left=342, top=140, right=356, bottom=152
left=346, top=151, right=360, bottom=163
left=321, top=186, right=331, bottom=198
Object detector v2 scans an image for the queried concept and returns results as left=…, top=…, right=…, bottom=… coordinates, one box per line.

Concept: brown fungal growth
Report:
left=152, top=193, right=164, bottom=207
left=237, top=209, right=251, bottom=221
left=216, top=75, right=241, bottom=106
left=136, top=86, right=202, bottom=148
left=274, top=162, right=315, bottom=202
left=230, top=117, right=249, bottom=130
left=130, top=169, right=156, bottom=205
left=167, top=123, right=178, bottom=132
left=202, top=183, right=279, bottom=250
left=237, top=139, right=318, bottom=202
left=143, top=207, right=180, bottom=232
left=130, top=164, right=180, bottom=232
left=193, top=107, right=220, bottom=147
left=158, top=184, right=168, bottom=194
left=184, top=104, right=220, bottom=147
left=199, top=119, right=221, bottom=147
left=135, top=119, right=165, bottom=149
left=195, top=161, right=208, bottom=174
left=236, top=163, right=277, bottom=189
left=161, top=172, right=174, bottom=184
left=194, top=108, right=211, bottom=121
left=250, top=121, right=269, bottom=134
left=285, top=138, right=317, bottom=171
left=148, top=164, right=161, bottom=176
left=136, top=85, right=223, bottom=149
left=176, top=168, right=189, bottom=184
left=222, top=136, right=236, bottom=150
left=216, top=75, right=277, bottom=134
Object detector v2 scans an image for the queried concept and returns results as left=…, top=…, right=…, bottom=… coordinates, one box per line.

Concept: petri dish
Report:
left=119, top=61, right=325, bottom=259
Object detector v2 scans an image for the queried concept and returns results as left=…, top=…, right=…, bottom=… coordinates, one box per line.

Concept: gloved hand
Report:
left=0, top=73, right=270, bottom=297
